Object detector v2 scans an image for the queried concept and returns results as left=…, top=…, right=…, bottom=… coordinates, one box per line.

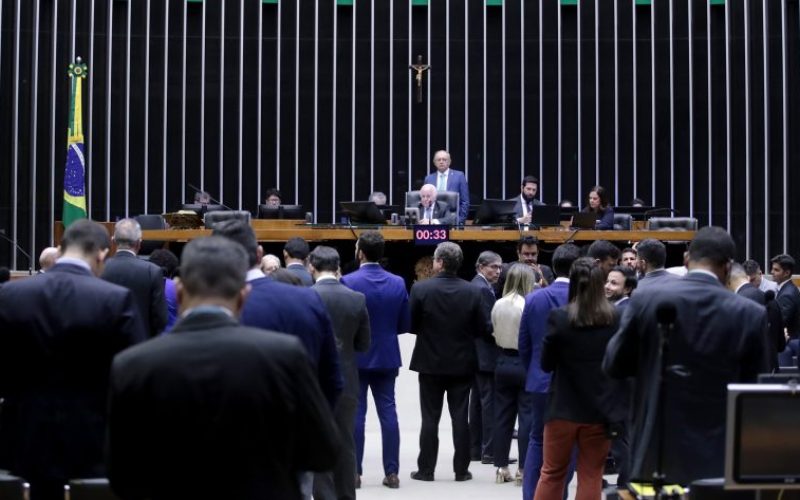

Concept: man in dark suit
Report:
left=101, top=218, right=168, bottom=337
left=518, top=243, right=581, bottom=499
left=468, top=251, right=503, bottom=464
left=341, top=231, right=410, bottom=489
left=309, top=246, right=371, bottom=500
left=510, top=175, right=544, bottom=225
left=424, top=150, right=470, bottom=224
left=409, top=242, right=487, bottom=482
left=606, top=265, right=637, bottom=310
left=587, top=239, right=622, bottom=276
left=495, top=236, right=555, bottom=295
left=415, top=184, right=456, bottom=225
left=107, top=236, right=339, bottom=500
left=0, top=219, right=146, bottom=500
left=728, top=262, right=766, bottom=304
left=212, top=220, right=343, bottom=408
left=604, top=226, right=769, bottom=487
left=633, top=239, right=678, bottom=290
left=771, top=253, right=800, bottom=366
left=283, top=236, right=315, bottom=286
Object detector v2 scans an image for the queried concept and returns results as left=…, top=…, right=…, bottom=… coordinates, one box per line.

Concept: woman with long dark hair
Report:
left=584, top=185, right=615, bottom=230
left=533, top=257, right=625, bottom=500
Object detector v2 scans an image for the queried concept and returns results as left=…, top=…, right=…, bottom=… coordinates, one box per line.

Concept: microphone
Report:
left=187, top=182, right=234, bottom=211
left=0, top=229, right=33, bottom=275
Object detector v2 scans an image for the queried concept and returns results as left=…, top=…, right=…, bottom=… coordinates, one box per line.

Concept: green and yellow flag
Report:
left=63, top=58, right=88, bottom=227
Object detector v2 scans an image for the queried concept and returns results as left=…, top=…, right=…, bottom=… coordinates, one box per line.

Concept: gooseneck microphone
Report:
left=0, top=229, right=33, bottom=275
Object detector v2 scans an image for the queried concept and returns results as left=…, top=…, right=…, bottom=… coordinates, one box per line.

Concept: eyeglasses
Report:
left=487, top=264, right=503, bottom=270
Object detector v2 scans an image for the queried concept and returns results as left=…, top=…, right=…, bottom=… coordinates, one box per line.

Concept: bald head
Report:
left=432, top=150, right=451, bottom=173
left=39, top=247, right=60, bottom=271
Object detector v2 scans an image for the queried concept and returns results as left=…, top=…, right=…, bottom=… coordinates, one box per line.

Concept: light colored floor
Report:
left=356, top=334, right=606, bottom=500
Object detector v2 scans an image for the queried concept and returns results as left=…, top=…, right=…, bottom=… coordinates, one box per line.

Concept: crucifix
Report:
left=409, top=55, right=430, bottom=104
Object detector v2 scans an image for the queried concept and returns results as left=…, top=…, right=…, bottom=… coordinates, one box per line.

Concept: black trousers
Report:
left=313, top=394, right=358, bottom=500
left=468, top=371, right=495, bottom=459
left=417, top=373, right=473, bottom=476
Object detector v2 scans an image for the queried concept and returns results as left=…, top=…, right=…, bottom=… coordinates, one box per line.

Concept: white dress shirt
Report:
left=491, top=293, right=526, bottom=350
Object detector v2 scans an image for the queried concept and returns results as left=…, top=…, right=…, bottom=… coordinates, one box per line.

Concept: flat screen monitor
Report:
left=530, top=205, right=562, bottom=228
left=757, top=372, right=800, bottom=384
left=181, top=203, right=225, bottom=216
left=339, top=201, right=387, bottom=225
left=257, top=204, right=306, bottom=220
left=378, top=205, right=401, bottom=219
left=725, top=384, right=800, bottom=489
left=559, top=205, right=578, bottom=221
left=571, top=212, right=598, bottom=229
left=473, top=199, right=519, bottom=225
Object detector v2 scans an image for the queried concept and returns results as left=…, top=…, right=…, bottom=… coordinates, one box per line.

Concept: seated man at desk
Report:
left=415, top=184, right=456, bottom=225
left=265, top=188, right=282, bottom=207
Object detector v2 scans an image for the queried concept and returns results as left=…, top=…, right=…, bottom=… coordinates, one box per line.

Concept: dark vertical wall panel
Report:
left=2, top=0, right=800, bottom=268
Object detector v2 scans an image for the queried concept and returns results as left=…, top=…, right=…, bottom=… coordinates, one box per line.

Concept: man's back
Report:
left=102, top=251, right=168, bottom=336
left=0, top=263, right=146, bottom=495
left=341, top=264, right=410, bottom=370
left=518, top=280, right=570, bottom=392
left=409, top=273, right=486, bottom=375
left=636, top=269, right=678, bottom=290
left=604, top=272, right=768, bottom=485
left=240, top=277, right=343, bottom=407
left=108, top=311, right=339, bottom=500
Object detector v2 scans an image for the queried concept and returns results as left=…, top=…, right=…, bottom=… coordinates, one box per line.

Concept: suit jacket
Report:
left=286, top=262, right=314, bottom=286
left=775, top=280, right=800, bottom=338
left=636, top=269, right=679, bottom=291
left=101, top=251, right=168, bottom=337
left=409, top=272, right=487, bottom=376
left=603, top=271, right=769, bottom=486
left=0, top=263, right=146, bottom=489
left=417, top=201, right=456, bottom=226
left=737, top=282, right=765, bottom=305
left=518, top=279, right=570, bottom=393
left=341, top=263, right=410, bottom=371
left=542, top=308, right=625, bottom=425
left=108, top=311, right=339, bottom=500
left=471, top=273, right=500, bottom=372
left=240, top=277, right=343, bottom=407
left=312, top=278, right=371, bottom=398
left=424, top=169, right=470, bottom=224
left=510, top=195, right=544, bottom=218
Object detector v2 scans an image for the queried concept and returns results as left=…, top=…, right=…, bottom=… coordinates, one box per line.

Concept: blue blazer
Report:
left=518, top=279, right=570, bottom=393
left=425, top=169, right=470, bottom=224
left=240, top=277, right=343, bottom=407
left=341, top=263, right=410, bottom=371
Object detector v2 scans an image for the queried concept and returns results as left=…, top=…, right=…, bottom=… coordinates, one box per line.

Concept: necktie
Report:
left=438, top=173, right=446, bottom=192
left=425, top=207, right=432, bottom=220
left=527, top=202, right=533, bottom=215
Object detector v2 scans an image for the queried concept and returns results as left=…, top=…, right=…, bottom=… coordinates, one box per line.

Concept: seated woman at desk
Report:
left=584, top=185, right=614, bottom=230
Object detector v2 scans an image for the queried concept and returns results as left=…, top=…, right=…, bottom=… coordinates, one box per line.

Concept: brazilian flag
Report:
left=63, top=59, right=88, bottom=228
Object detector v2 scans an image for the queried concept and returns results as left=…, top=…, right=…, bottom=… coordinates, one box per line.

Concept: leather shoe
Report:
left=455, top=471, right=473, bottom=482
left=383, top=473, right=400, bottom=489
left=481, top=455, right=518, bottom=465
left=410, top=471, right=434, bottom=482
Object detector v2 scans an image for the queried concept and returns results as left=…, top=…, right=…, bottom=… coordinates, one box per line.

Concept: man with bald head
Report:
left=101, top=218, right=168, bottom=337
left=416, top=184, right=456, bottom=225
left=424, top=150, right=470, bottom=224
left=38, top=246, right=59, bottom=272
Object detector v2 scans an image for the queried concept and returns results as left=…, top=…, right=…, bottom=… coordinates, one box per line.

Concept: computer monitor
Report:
left=724, top=384, right=800, bottom=490
left=378, top=204, right=401, bottom=219
left=339, top=201, right=387, bottom=225
left=256, top=204, right=306, bottom=220
left=181, top=203, right=225, bottom=216
left=530, top=205, right=562, bottom=228
left=559, top=205, right=578, bottom=221
left=473, top=199, right=519, bottom=225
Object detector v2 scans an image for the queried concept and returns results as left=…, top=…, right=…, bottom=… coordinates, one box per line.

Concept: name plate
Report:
left=413, top=225, right=450, bottom=246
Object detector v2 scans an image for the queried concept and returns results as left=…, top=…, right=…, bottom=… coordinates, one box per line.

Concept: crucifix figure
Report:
left=409, top=55, right=430, bottom=104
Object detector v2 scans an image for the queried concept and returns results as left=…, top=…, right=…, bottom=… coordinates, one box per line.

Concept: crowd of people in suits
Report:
left=0, top=205, right=797, bottom=499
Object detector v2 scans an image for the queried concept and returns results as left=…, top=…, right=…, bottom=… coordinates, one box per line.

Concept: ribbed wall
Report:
left=1, top=0, right=799, bottom=269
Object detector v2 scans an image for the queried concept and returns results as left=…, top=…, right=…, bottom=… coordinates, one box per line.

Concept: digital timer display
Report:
left=413, top=225, right=450, bottom=246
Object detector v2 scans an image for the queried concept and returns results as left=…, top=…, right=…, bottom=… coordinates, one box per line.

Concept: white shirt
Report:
left=491, top=293, right=526, bottom=350
left=246, top=268, right=266, bottom=282
left=759, top=277, right=779, bottom=293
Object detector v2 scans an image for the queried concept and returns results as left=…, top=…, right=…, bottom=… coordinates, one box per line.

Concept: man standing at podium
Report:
left=425, top=150, right=470, bottom=225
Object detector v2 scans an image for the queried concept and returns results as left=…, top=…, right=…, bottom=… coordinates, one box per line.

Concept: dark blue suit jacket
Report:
left=518, top=279, right=570, bottom=393
left=341, top=263, right=410, bottom=371
left=0, top=263, right=146, bottom=492
left=471, top=274, right=499, bottom=372
left=604, top=271, right=769, bottom=485
left=775, top=280, right=800, bottom=337
left=240, top=277, right=343, bottom=407
left=425, top=169, right=470, bottom=224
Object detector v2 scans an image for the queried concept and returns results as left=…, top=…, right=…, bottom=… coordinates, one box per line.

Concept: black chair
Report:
left=65, top=478, right=121, bottom=500
left=0, top=473, right=29, bottom=500
left=203, top=210, right=252, bottom=229
left=405, top=191, right=460, bottom=218
left=134, top=214, right=167, bottom=257
left=647, top=216, right=698, bottom=231
left=613, top=213, right=633, bottom=230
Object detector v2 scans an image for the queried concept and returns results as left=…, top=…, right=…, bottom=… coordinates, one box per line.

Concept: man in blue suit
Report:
left=211, top=220, right=343, bottom=409
left=518, top=243, right=580, bottom=500
left=424, top=150, right=470, bottom=225
left=341, top=231, right=410, bottom=489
